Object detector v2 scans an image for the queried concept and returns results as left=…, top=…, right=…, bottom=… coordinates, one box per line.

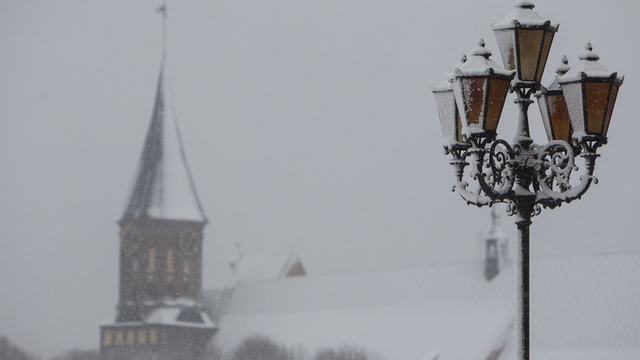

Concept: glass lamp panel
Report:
left=517, top=29, right=544, bottom=81
left=462, top=77, right=488, bottom=127
left=434, top=90, right=458, bottom=140
left=486, top=79, right=510, bottom=132
left=547, top=93, right=571, bottom=141
left=495, top=30, right=516, bottom=71
left=560, top=82, right=586, bottom=135
left=602, top=83, right=620, bottom=137
left=585, top=82, right=610, bottom=135
left=535, top=30, right=555, bottom=83
left=538, top=93, right=554, bottom=141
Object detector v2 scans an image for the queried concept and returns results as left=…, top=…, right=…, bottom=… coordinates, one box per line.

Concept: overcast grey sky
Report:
left=1, top=0, right=638, bottom=357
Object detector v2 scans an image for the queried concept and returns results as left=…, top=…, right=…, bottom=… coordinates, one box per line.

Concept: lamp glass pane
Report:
left=462, top=78, right=487, bottom=126
left=495, top=30, right=516, bottom=70
left=585, top=82, right=610, bottom=135
left=547, top=93, right=571, bottom=141
left=535, top=30, right=554, bottom=83
left=486, top=79, right=509, bottom=132
left=602, top=83, right=620, bottom=137
left=538, top=94, right=554, bottom=141
left=561, top=82, right=586, bottom=135
left=434, top=90, right=459, bottom=140
left=517, top=29, right=544, bottom=81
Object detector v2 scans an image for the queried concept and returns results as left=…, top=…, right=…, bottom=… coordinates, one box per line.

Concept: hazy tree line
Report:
left=1, top=336, right=40, bottom=360
left=1, top=334, right=381, bottom=360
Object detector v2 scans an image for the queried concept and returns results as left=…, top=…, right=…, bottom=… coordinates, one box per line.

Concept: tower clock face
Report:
left=120, top=225, right=141, bottom=255
left=179, top=229, right=200, bottom=257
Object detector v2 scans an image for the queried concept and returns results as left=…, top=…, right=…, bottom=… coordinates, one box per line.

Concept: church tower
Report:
left=100, top=5, right=216, bottom=359
left=483, top=207, right=510, bottom=282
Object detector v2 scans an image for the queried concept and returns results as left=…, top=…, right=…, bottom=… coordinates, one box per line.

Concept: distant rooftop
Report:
left=204, top=251, right=640, bottom=360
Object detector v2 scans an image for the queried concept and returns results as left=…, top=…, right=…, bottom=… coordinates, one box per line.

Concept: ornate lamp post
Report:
left=432, top=1, right=623, bottom=360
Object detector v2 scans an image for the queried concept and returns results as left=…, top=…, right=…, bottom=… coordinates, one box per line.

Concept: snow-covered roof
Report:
left=121, top=56, right=207, bottom=223
left=145, top=307, right=216, bottom=329
left=101, top=303, right=216, bottom=330
left=229, top=253, right=306, bottom=284
left=501, top=252, right=640, bottom=360
left=212, top=261, right=516, bottom=360
left=531, top=253, right=640, bottom=353
left=208, top=252, right=640, bottom=360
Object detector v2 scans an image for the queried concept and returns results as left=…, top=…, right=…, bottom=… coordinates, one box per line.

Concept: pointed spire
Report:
left=122, top=6, right=206, bottom=223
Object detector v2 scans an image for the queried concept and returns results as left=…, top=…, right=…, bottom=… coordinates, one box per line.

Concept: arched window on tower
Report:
left=102, top=330, right=112, bottom=345
left=115, top=330, right=124, bottom=345
left=167, top=249, right=174, bottom=272
left=126, top=329, right=135, bottom=344
left=148, top=248, right=156, bottom=272
left=137, top=329, right=147, bottom=344
left=149, top=329, right=158, bottom=344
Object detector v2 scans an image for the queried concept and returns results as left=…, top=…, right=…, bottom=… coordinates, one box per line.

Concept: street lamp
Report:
left=432, top=2, right=623, bottom=360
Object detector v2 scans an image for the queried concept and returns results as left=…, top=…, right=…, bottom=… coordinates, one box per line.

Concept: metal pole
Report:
left=516, top=208, right=532, bottom=360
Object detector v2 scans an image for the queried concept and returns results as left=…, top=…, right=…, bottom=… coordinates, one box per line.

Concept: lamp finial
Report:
left=579, top=42, right=600, bottom=61
left=555, top=55, right=571, bottom=76
left=471, top=38, right=492, bottom=59
left=515, top=0, right=535, bottom=9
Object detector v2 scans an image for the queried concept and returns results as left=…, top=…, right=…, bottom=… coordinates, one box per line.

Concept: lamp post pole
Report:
left=433, top=2, right=623, bottom=360
left=516, top=204, right=532, bottom=360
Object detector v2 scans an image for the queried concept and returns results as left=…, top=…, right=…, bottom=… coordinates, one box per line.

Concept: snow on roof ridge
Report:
left=227, top=252, right=303, bottom=285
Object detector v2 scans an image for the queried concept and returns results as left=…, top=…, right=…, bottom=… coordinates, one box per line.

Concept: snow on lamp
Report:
left=535, top=56, right=572, bottom=142
left=558, top=43, right=624, bottom=142
left=492, top=0, right=558, bottom=84
left=451, top=39, right=514, bottom=138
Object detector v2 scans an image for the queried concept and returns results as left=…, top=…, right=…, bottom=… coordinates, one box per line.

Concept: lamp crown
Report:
left=556, top=55, right=571, bottom=76
left=515, top=0, right=535, bottom=9
left=471, top=38, right=492, bottom=59
left=579, top=42, right=600, bottom=61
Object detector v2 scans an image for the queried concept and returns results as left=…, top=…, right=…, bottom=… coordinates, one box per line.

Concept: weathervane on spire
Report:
left=156, top=2, right=167, bottom=59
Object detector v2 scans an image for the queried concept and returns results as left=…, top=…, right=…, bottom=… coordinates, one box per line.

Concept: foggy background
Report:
left=1, top=0, right=638, bottom=357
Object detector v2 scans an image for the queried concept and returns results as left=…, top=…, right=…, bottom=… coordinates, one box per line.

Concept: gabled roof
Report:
left=211, top=261, right=516, bottom=360
left=498, top=252, right=640, bottom=360
left=229, top=253, right=306, bottom=284
left=207, top=251, right=640, bottom=360
left=122, top=58, right=206, bottom=223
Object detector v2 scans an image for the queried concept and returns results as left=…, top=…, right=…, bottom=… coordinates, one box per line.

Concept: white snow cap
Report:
left=492, top=0, right=558, bottom=30
left=455, top=39, right=513, bottom=77
left=559, top=42, right=625, bottom=82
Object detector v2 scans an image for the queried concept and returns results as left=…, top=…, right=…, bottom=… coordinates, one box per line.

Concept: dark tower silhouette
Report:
left=484, top=207, right=510, bottom=282
left=100, top=5, right=216, bottom=359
